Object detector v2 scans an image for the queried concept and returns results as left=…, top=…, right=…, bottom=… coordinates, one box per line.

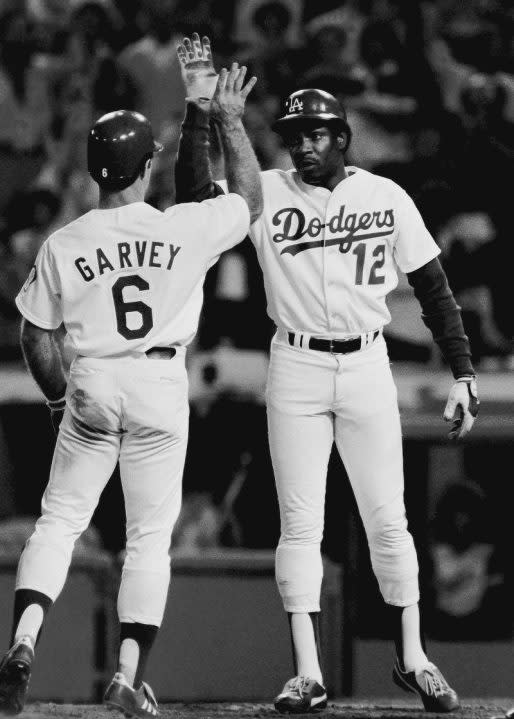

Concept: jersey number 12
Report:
left=112, top=275, right=153, bottom=339
left=352, top=243, right=386, bottom=285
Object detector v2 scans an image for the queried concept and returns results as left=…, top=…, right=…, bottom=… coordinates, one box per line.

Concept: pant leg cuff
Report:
left=383, top=594, right=420, bottom=608
left=282, top=604, right=321, bottom=613
left=118, top=613, right=163, bottom=627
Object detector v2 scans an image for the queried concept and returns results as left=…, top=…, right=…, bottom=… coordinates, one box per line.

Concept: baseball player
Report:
left=176, top=37, right=479, bottom=715
left=0, top=60, right=261, bottom=718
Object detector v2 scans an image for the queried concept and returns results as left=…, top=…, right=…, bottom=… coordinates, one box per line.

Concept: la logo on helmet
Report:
left=288, top=97, right=303, bottom=114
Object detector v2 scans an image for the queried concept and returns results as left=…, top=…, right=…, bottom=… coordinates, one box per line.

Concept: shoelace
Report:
left=287, top=676, right=308, bottom=696
left=17, top=636, right=34, bottom=649
left=419, top=665, right=450, bottom=697
left=141, top=682, right=157, bottom=708
left=139, top=683, right=158, bottom=716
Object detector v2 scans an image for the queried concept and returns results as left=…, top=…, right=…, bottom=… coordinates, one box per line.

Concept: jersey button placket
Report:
left=324, top=210, right=336, bottom=333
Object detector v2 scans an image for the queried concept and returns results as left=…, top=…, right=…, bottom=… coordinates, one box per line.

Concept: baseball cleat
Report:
left=0, top=636, right=34, bottom=715
left=274, top=675, right=327, bottom=714
left=490, top=709, right=514, bottom=719
left=393, top=658, right=459, bottom=713
left=104, top=672, right=158, bottom=717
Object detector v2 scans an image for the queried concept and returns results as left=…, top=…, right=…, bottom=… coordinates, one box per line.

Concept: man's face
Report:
left=281, top=123, right=344, bottom=185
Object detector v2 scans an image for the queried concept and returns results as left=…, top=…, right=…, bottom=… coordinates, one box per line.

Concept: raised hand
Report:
left=211, top=62, right=257, bottom=127
left=176, top=32, right=218, bottom=107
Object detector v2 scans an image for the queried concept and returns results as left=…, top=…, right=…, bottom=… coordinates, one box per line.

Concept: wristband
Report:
left=46, top=397, right=66, bottom=410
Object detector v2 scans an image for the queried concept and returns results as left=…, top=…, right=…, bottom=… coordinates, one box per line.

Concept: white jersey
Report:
left=16, top=196, right=249, bottom=356
left=220, top=167, right=439, bottom=336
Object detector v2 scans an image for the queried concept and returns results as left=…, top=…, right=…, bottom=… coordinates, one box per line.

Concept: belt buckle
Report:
left=328, top=339, right=335, bottom=354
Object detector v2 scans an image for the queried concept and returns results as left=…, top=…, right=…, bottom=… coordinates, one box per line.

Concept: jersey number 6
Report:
left=112, top=274, right=154, bottom=340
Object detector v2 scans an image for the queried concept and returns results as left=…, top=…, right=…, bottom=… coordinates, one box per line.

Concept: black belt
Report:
left=145, top=346, right=176, bottom=359
left=288, top=330, right=379, bottom=354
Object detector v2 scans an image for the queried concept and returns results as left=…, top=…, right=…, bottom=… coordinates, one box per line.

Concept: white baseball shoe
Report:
left=104, top=672, right=158, bottom=717
left=274, top=675, right=327, bottom=714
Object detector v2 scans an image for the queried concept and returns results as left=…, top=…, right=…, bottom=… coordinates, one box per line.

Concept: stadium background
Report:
left=0, top=0, right=512, bottom=710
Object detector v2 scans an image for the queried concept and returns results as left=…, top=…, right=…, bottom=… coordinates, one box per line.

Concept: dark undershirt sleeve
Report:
left=174, top=101, right=225, bottom=203
left=406, top=257, right=475, bottom=378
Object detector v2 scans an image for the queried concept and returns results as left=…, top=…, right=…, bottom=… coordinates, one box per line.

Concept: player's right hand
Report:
left=210, top=63, right=257, bottom=126
left=46, top=397, right=66, bottom=436
left=176, top=32, right=218, bottom=108
left=50, top=407, right=65, bottom=435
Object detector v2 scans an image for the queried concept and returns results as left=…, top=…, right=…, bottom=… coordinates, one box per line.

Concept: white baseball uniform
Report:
left=15, top=194, right=249, bottom=626
left=220, top=167, right=440, bottom=611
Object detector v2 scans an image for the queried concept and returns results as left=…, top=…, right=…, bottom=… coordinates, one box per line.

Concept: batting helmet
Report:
left=272, top=89, right=352, bottom=151
left=87, top=110, right=163, bottom=190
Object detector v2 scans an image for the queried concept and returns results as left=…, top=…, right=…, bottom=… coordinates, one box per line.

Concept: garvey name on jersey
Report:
left=74, top=240, right=182, bottom=282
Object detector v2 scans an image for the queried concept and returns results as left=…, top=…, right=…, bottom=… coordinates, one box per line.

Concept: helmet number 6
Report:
left=112, top=274, right=153, bottom=340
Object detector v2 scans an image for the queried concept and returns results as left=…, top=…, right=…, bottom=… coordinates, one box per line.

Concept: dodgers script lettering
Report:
left=272, top=205, right=395, bottom=256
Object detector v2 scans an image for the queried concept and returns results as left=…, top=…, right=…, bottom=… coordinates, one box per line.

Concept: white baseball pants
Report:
left=266, top=330, right=419, bottom=613
left=16, top=353, right=189, bottom=627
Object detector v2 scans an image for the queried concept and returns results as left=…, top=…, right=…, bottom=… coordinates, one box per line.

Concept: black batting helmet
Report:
left=272, top=89, right=352, bottom=151
left=87, top=110, right=163, bottom=190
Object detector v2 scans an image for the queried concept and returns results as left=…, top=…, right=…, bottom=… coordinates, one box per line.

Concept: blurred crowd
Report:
left=0, top=0, right=513, bottom=364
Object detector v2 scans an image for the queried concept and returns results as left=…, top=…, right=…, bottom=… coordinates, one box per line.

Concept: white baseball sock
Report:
left=118, top=638, right=139, bottom=687
left=289, top=613, right=323, bottom=684
left=401, top=604, right=429, bottom=673
left=14, top=605, right=43, bottom=647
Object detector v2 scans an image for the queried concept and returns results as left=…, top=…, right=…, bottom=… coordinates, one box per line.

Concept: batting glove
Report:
left=177, top=33, right=218, bottom=108
left=443, top=376, right=479, bottom=441
left=46, top=397, right=66, bottom=435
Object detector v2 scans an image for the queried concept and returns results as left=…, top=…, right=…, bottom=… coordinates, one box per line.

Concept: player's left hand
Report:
left=210, top=63, right=257, bottom=126
left=176, top=32, right=218, bottom=109
left=443, top=377, right=479, bottom=441
left=46, top=397, right=66, bottom=436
